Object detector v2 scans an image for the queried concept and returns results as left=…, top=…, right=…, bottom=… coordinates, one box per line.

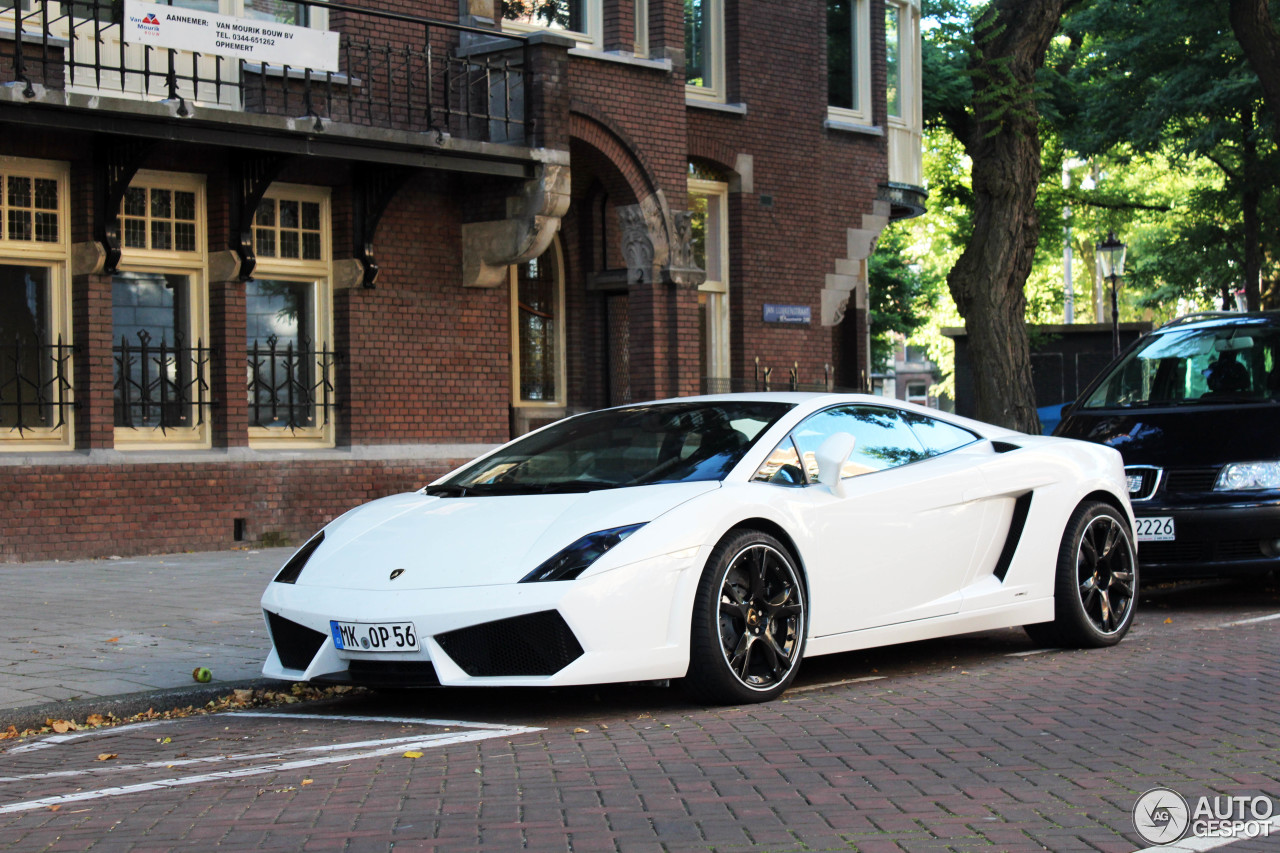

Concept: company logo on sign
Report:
left=135, top=12, right=161, bottom=33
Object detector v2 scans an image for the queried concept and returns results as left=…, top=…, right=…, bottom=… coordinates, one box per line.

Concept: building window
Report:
left=886, top=0, right=902, bottom=119
left=511, top=237, right=565, bottom=406
left=689, top=166, right=729, bottom=392
left=634, top=0, right=649, bottom=57
left=500, top=0, right=601, bottom=49
left=112, top=171, right=210, bottom=449
left=827, top=0, right=872, bottom=125
left=247, top=185, right=334, bottom=446
left=0, top=158, right=72, bottom=450
left=906, top=382, right=929, bottom=406
left=685, top=0, right=724, bottom=101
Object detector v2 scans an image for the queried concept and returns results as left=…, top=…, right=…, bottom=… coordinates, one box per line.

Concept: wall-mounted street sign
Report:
left=124, top=1, right=340, bottom=73
left=762, top=304, right=812, bottom=325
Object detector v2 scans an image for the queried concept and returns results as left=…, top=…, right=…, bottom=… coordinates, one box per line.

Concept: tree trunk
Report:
left=946, top=0, right=1067, bottom=433
left=1229, top=0, right=1280, bottom=129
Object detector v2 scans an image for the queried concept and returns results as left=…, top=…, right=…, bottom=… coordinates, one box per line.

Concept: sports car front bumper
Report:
left=260, top=547, right=705, bottom=687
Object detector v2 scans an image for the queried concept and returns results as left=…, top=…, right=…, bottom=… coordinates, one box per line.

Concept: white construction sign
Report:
left=124, top=1, right=340, bottom=73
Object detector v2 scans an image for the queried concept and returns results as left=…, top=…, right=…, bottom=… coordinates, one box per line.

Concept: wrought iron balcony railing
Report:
left=2, top=0, right=528, bottom=145
left=0, top=334, right=74, bottom=434
left=113, top=330, right=213, bottom=430
left=247, top=334, right=337, bottom=430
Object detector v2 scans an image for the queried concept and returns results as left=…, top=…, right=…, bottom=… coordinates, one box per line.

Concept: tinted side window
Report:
left=901, top=412, right=980, bottom=455
left=791, top=405, right=929, bottom=480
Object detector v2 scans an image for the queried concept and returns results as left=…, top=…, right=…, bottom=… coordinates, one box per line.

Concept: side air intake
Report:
left=265, top=611, right=327, bottom=671
left=434, top=611, right=584, bottom=677
left=993, top=492, right=1034, bottom=582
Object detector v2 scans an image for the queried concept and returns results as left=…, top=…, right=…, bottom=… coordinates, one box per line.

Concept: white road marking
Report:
left=1216, top=612, right=1280, bottom=628
left=0, top=714, right=543, bottom=815
left=0, top=730, right=500, bottom=783
left=6, top=721, right=168, bottom=754
left=1131, top=815, right=1280, bottom=852
left=1006, top=648, right=1060, bottom=657
left=788, top=675, right=885, bottom=694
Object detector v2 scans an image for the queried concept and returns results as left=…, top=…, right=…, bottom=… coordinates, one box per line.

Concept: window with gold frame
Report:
left=510, top=236, right=566, bottom=408
left=247, top=184, right=335, bottom=448
left=111, top=171, right=211, bottom=450
left=0, top=157, right=73, bottom=450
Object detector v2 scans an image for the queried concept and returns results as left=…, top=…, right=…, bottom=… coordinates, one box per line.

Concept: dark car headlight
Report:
left=273, top=531, right=324, bottom=584
left=520, top=524, right=646, bottom=583
left=1215, top=462, right=1280, bottom=491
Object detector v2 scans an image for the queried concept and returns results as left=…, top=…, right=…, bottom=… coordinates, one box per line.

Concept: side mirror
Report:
left=815, top=432, right=857, bottom=498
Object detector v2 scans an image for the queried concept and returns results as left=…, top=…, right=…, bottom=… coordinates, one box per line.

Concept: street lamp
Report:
left=1096, top=231, right=1127, bottom=357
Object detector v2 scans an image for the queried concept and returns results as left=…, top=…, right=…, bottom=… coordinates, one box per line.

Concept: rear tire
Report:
left=1025, top=501, right=1138, bottom=648
left=684, top=530, right=806, bottom=704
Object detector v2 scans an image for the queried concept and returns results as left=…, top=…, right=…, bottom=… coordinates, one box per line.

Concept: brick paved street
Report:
left=2, top=573, right=1279, bottom=852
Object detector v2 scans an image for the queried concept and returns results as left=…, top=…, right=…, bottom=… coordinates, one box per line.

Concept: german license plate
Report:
left=1135, top=516, right=1175, bottom=542
left=330, top=620, right=419, bottom=652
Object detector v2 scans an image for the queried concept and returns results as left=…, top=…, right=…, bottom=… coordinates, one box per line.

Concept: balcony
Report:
left=1, top=0, right=536, bottom=159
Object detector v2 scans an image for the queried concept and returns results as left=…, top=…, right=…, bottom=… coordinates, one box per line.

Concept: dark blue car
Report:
left=1055, top=312, right=1280, bottom=579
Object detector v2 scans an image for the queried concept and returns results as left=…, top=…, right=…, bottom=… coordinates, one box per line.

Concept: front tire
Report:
left=1025, top=501, right=1138, bottom=648
left=684, top=530, right=807, bottom=704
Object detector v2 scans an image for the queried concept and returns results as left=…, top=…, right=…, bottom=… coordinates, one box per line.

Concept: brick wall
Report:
left=0, top=458, right=465, bottom=562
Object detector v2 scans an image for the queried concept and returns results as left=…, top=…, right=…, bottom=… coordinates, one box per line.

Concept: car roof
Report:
left=1156, top=311, right=1280, bottom=333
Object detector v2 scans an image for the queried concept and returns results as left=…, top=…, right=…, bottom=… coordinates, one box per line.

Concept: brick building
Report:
left=0, top=0, right=925, bottom=560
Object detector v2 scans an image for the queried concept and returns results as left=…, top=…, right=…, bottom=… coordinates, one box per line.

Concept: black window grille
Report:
left=247, top=335, right=337, bottom=430
left=0, top=335, right=74, bottom=434
left=113, top=330, right=213, bottom=430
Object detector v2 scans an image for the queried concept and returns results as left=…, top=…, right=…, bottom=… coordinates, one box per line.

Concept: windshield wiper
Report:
left=424, top=484, right=472, bottom=497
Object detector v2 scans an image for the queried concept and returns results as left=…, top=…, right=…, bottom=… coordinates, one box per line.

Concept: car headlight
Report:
left=1215, top=462, right=1280, bottom=491
left=520, top=524, right=646, bottom=583
left=273, top=531, right=324, bottom=584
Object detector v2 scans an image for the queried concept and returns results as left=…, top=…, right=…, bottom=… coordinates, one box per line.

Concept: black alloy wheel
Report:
left=686, top=530, right=806, bottom=704
left=1026, top=501, right=1138, bottom=648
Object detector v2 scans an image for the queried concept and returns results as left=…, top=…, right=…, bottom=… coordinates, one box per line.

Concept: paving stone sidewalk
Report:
left=0, top=548, right=291, bottom=721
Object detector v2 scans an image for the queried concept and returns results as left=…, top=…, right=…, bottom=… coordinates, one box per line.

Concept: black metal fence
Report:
left=113, top=330, right=212, bottom=430
left=701, top=362, right=843, bottom=395
left=247, top=334, right=337, bottom=430
left=3, top=0, right=528, bottom=144
left=0, top=335, right=74, bottom=434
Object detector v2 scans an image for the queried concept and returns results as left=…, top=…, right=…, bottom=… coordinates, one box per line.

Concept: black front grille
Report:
left=1217, top=540, right=1265, bottom=560
left=347, top=660, right=441, bottom=687
left=1140, top=540, right=1265, bottom=564
left=434, top=611, right=584, bottom=677
left=1163, top=467, right=1222, bottom=494
left=266, top=611, right=327, bottom=671
left=1140, top=541, right=1209, bottom=564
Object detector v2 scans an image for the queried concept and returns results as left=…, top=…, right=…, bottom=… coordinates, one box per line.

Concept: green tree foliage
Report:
left=868, top=227, right=934, bottom=369
left=1061, top=0, right=1280, bottom=309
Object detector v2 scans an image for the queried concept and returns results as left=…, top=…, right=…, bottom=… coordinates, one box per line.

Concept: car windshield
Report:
left=1081, top=323, right=1280, bottom=409
left=428, top=400, right=794, bottom=496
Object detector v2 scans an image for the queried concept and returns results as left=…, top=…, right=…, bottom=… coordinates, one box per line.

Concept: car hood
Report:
left=292, top=481, right=719, bottom=590
left=1056, top=404, right=1280, bottom=467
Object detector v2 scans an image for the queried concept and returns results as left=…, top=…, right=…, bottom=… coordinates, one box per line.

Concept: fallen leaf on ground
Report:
left=301, top=779, right=313, bottom=785
left=573, top=727, right=589, bottom=733
left=106, top=637, right=120, bottom=643
left=402, top=751, right=423, bottom=759
left=48, top=720, right=74, bottom=734
left=47, top=805, right=60, bottom=812
left=96, top=753, right=118, bottom=761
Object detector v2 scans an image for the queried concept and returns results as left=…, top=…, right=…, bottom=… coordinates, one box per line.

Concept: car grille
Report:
left=1162, top=467, right=1222, bottom=494
left=265, top=611, right=328, bottom=671
left=434, top=610, right=584, bottom=677
left=1140, top=540, right=1264, bottom=564
left=1125, top=466, right=1161, bottom=501
left=347, top=660, right=441, bottom=687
